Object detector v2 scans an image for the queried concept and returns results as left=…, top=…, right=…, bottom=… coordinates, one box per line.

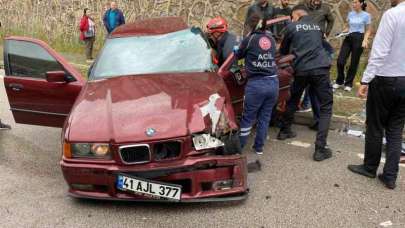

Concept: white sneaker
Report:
left=251, top=145, right=263, bottom=155
left=344, top=86, right=352, bottom=92
left=332, top=84, right=342, bottom=89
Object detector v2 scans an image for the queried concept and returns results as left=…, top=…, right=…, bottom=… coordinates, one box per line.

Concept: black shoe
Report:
left=309, top=122, right=319, bottom=131
left=277, top=129, right=297, bottom=140
left=0, top=122, right=11, bottom=130
left=347, top=165, right=376, bottom=178
left=378, top=174, right=396, bottom=190
left=313, top=146, right=332, bottom=161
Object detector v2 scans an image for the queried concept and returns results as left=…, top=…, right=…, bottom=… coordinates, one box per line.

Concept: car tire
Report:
left=221, top=133, right=242, bottom=155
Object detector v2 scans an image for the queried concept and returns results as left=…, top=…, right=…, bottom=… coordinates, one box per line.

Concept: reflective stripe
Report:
left=240, top=132, right=251, bottom=137
left=240, top=127, right=252, bottom=132
left=264, top=75, right=277, bottom=78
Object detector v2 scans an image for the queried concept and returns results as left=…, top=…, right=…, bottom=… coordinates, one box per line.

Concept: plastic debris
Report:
left=288, top=141, right=311, bottom=148
left=379, top=221, right=393, bottom=227
left=347, top=129, right=364, bottom=137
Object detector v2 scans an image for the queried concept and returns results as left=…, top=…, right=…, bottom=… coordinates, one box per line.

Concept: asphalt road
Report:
left=1, top=70, right=404, bottom=228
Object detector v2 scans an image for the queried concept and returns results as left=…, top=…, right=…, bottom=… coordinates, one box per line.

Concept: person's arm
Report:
left=103, top=11, right=110, bottom=32
left=358, top=12, right=395, bottom=98
left=234, top=35, right=252, bottom=60
left=279, top=27, right=292, bottom=55
left=362, top=24, right=372, bottom=48
left=362, top=15, right=372, bottom=48
left=120, top=11, right=126, bottom=25
left=342, top=18, right=349, bottom=33
left=79, top=17, right=88, bottom=32
left=325, top=7, right=335, bottom=37
left=243, top=7, right=253, bottom=36
left=222, top=35, right=239, bottom=61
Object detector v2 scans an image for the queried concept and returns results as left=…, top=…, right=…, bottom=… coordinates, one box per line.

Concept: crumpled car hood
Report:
left=66, top=73, right=236, bottom=143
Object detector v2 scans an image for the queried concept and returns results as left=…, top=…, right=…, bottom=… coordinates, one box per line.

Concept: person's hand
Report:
left=357, top=85, right=369, bottom=99
left=362, top=40, right=369, bottom=49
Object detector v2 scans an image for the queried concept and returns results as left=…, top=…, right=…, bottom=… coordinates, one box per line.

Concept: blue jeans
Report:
left=240, top=77, right=279, bottom=151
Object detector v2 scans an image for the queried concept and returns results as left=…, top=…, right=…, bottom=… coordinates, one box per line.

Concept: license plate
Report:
left=116, top=174, right=182, bottom=201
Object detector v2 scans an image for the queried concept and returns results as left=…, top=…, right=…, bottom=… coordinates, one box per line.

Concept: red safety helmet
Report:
left=206, top=16, right=228, bottom=34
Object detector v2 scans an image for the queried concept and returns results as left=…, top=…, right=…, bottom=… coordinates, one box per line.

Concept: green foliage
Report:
left=0, top=26, right=104, bottom=54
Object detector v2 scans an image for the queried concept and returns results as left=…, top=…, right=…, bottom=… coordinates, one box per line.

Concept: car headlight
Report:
left=64, top=143, right=111, bottom=159
left=192, top=134, right=224, bottom=151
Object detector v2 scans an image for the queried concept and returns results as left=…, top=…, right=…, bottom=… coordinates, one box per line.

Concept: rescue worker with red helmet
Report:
left=234, top=14, right=279, bottom=155
left=206, top=16, right=239, bottom=67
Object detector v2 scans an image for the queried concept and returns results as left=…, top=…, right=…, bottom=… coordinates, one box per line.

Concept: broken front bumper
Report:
left=61, top=155, right=248, bottom=202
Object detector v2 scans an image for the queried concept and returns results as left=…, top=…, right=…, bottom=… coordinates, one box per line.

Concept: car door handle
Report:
left=9, top=83, right=24, bottom=92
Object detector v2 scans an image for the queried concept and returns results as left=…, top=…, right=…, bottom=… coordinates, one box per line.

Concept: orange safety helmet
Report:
left=206, top=16, right=228, bottom=34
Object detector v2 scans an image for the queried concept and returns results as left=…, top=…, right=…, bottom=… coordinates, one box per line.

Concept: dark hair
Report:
left=83, top=8, right=89, bottom=16
left=291, top=4, right=308, bottom=16
left=359, top=0, right=367, bottom=11
left=249, top=12, right=262, bottom=31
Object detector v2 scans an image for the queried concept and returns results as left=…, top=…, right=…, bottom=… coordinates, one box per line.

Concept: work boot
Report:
left=313, top=146, right=332, bottom=161
left=277, top=128, right=297, bottom=140
left=378, top=174, right=396, bottom=190
left=347, top=164, right=376, bottom=178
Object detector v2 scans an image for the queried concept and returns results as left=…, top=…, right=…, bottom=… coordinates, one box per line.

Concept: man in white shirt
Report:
left=348, top=0, right=405, bottom=190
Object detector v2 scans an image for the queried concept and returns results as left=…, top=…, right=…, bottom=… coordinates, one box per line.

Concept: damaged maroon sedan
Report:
left=3, top=17, right=293, bottom=202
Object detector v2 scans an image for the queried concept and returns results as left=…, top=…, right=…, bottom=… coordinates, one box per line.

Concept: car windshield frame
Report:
left=89, top=28, right=215, bottom=80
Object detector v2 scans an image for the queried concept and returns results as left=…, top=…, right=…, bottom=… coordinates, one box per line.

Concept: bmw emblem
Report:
left=145, top=128, right=156, bottom=137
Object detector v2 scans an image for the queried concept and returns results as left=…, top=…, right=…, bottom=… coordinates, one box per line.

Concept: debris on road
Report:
left=379, top=220, right=393, bottom=227
left=247, top=160, right=262, bottom=173
left=288, top=141, right=311, bottom=148
left=347, top=129, right=364, bottom=138
left=342, top=124, right=405, bottom=163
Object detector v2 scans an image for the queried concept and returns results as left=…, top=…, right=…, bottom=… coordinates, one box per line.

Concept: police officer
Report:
left=297, top=0, right=335, bottom=131
left=244, top=0, right=276, bottom=36
left=235, top=14, right=279, bottom=155
left=277, top=5, right=333, bottom=161
left=206, top=17, right=239, bottom=67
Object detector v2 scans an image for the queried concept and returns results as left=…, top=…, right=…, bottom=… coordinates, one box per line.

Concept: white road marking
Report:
left=357, top=154, right=405, bottom=168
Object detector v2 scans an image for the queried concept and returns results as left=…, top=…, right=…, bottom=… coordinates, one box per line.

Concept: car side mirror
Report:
left=46, top=71, right=66, bottom=83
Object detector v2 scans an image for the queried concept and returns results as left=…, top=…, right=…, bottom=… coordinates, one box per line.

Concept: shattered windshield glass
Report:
left=90, top=28, right=214, bottom=79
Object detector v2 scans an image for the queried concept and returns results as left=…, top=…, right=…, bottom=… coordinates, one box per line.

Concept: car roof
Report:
left=110, top=17, right=189, bottom=38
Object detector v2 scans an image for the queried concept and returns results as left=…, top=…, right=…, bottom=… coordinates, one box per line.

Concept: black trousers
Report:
left=364, top=76, right=405, bottom=182
left=336, top=33, right=364, bottom=87
left=281, top=73, right=333, bottom=148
